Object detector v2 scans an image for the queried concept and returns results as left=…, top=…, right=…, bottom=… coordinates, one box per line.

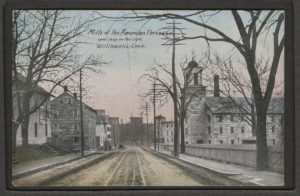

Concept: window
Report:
left=60, top=98, right=63, bottom=104
left=68, top=98, right=72, bottom=104
left=34, top=123, right=38, bottom=137
left=231, top=139, right=235, bottom=144
left=217, top=115, right=223, bottom=122
left=194, top=73, right=198, bottom=85
left=207, top=115, right=211, bottom=122
left=74, top=123, right=78, bottom=130
left=230, top=115, right=234, bottom=122
left=53, top=111, right=58, bottom=118
left=272, top=139, right=276, bottom=145
left=208, top=140, right=211, bottom=144
left=207, top=126, right=211, bottom=134
left=73, top=110, right=77, bottom=118
left=196, top=140, right=203, bottom=144
left=186, top=141, right=189, bottom=144
left=231, top=127, right=234, bottom=134
left=39, top=106, right=45, bottom=120
left=241, top=127, right=244, bottom=133
left=220, top=140, right=223, bottom=144
left=271, top=126, right=275, bottom=133
left=74, top=136, right=79, bottom=144
left=219, top=127, right=223, bottom=134
left=185, top=128, right=188, bottom=134
left=167, top=138, right=169, bottom=142
left=45, top=123, right=48, bottom=136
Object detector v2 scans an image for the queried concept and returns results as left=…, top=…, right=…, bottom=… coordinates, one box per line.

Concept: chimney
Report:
left=214, top=75, right=220, bottom=97
left=73, top=93, right=77, bottom=99
left=63, top=85, right=68, bottom=92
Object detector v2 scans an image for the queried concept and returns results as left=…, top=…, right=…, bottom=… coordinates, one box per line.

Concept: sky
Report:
left=35, top=10, right=285, bottom=123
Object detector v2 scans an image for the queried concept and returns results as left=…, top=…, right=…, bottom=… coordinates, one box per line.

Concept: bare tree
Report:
left=141, top=54, right=210, bottom=153
left=117, top=10, right=284, bottom=170
left=12, top=10, right=107, bottom=149
left=204, top=54, right=283, bottom=140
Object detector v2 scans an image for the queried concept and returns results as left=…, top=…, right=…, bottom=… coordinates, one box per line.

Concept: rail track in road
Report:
left=105, top=148, right=146, bottom=186
left=13, top=146, right=254, bottom=187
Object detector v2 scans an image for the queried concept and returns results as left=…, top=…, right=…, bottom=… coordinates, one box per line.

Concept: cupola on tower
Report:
left=183, top=60, right=207, bottom=144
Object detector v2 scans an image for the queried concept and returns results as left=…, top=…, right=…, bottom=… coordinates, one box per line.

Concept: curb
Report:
left=37, top=151, right=116, bottom=186
left=12, top=152, right=103, bottom=180
left=139, top=146, right=243, bottom=176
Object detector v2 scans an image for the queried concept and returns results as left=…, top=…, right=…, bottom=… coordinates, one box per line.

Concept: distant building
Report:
left=108, top=117, right=120, bottom=148
left=50, top=87, right=97, bottom=151
left=13, top=73, right=53, bottom=146
left=95, top=109, right=108, bottom=149
left=120, top=117, right=150, bottom=145
left=155, top=116, right=174, bottom=149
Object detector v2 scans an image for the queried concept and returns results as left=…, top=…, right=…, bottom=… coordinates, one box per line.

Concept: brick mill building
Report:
left=159, top=60, right=284, bottom=148
left=50, top=87, right=97, bottom=152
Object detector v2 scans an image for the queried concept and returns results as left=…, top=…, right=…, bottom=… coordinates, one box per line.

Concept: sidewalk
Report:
left=12, top=150, right=101, bottom=178
left=147, top=146, right=284, bottom=186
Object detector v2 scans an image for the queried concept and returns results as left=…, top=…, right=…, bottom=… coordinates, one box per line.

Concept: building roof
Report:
left=13, top=72, right=54, bottom=97
left=96, top=115, right=106, bottom=124
left=51, top=91, right=97, bottom=114
left=205, top=96, right=283, bottom=114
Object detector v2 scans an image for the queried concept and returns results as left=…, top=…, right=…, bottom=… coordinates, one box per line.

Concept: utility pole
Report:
left=80, top=69, right=84, bottom=157
left=140, top=112, right=144, bottom=146
left=161, top=20, right=185, bottom=157
left=145, top=103, right=149, bottom=147
left=153, top=83, right=157, bottom=151
left=141, top=102, right=150, bottom=148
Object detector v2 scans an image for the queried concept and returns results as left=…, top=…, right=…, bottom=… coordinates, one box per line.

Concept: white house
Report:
left=13, top=73, right=53, bottom=146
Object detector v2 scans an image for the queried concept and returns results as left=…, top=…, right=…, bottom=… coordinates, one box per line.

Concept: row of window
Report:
left=52, top=123, right=80, bottom=130
left=206, top=126, right=245, bottom=135
left=52, top=109, right=80, bottom=118
left=166, top=130, right=174, bottom=135
left=59, top=97, right=73, bottom=105
left=165, top=124, right=173, bottom=128
left=166, top=138, right=174, bottom=143
left=207, top=114, right=279, bottom=123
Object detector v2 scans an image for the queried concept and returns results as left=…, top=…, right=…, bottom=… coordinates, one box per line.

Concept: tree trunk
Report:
left=12, top=122, right=19, bottom=157
left=251, top=104, right=256, bottom=137
left=21, top=116, right=30, bottom=146
left=256, top=108, right=268, bottom=170
left=21, top=92, right=31, bottom=146
left=180, top=116, right=185, bottom=153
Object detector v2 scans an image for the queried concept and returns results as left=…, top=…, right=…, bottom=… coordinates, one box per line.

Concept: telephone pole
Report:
left=140, top=111, right=144, bottom=146
left=80, top=69, right=84, bottom=157
left=145, top=103, right=149, bottom=147
left=161, top=20, right=185, bottom=157
left=153, top=83, right=157, bottom=151
left=140, top=102, right=150, bottom=147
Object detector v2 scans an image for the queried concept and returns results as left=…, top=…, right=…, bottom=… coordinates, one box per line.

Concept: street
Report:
left=13, top=146, right=249, bottom=186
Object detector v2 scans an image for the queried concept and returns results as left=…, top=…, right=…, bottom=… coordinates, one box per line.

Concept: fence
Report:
left=164, top=144, right=284, bottom=173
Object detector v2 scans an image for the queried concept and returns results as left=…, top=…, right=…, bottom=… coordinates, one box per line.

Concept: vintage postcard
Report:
left=10, top=10, right=285, bottom=187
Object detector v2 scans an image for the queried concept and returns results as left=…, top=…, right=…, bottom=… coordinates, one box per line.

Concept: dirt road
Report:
left=13, top=146, right=250, bottom=186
